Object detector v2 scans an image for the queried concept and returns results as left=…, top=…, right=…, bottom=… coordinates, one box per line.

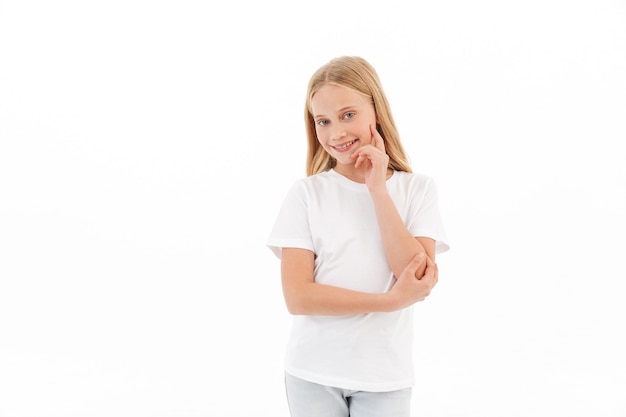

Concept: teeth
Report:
left=336, top=140, right=354, bottom=150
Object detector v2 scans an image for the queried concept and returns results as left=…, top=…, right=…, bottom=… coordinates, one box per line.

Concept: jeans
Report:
left=285, top=372, right=412, bottom=417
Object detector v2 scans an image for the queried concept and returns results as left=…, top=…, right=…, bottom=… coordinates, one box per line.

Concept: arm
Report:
left=370, top=189, right=436, bottom=279
left=281, top=248, right=437, bottom=316
left=353, top=125, right=436, bottom=278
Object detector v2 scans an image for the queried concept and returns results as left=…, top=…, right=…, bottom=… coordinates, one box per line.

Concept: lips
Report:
left=332, top=139, right=357, bottom=152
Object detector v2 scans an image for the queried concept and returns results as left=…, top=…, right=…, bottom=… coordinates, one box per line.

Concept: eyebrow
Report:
left=313, top=105, right=358, bottom=119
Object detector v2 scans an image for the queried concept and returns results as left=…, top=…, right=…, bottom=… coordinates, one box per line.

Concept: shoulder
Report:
left=287, top=170, right=334, bottom=190
left=295, top=170, right=345, bottom=191
left=282, top=171, right=337, bottom=200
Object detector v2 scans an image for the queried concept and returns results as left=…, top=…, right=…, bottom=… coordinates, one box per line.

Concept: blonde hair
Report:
left=304, top=56, right=412, bottom=176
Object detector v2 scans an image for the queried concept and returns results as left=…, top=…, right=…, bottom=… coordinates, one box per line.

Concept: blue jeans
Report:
left=285, top=373, right=412, bottom=417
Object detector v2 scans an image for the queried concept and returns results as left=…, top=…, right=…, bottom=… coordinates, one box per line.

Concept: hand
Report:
left=351, top=124, right=390, bottom=192
left=388, top=253, right=439, bottom=310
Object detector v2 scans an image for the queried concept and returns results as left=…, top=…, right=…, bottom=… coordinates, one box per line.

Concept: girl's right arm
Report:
left=281, top=248, right=438, bottom=316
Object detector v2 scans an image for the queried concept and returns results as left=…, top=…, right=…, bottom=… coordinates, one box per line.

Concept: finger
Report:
left=425, top=257, right=438, bottom=278
left=353, top=149, right=387, bottom=172
left=403, top=252, right=426, bottom=275
left=353, top=153, right=368, bottom=168
left=424, top=261, right=439, bottom=288
left=420, top=265, right=433, bottom=283
left=421, top=258, right=437, bottom=282
left=370, top=124, right=385, bottom=152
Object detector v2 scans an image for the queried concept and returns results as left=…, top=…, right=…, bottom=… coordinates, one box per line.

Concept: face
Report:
left=310, top=83, right=377, bottom=168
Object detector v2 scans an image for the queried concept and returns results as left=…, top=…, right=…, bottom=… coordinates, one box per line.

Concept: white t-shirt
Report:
left=267, top=169, right=449, bottom=392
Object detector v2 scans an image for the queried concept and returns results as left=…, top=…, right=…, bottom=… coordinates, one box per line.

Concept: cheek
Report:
left=359, top=126, right=373, bottom=144
left=315, top=130, right=328, bottom=146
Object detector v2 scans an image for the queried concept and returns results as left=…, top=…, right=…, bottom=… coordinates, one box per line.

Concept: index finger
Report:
left=370, top=124, right=385, bottom=152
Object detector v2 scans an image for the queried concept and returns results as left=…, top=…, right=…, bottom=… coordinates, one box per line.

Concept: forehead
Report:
left=311, top=84, right=372, bottom=113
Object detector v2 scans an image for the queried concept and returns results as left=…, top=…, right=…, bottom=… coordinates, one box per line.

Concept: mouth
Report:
left=332, top=139, right=358, bottom=152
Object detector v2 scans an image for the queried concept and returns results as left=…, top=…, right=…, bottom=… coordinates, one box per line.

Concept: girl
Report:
left=267, top=56, right=449, bottom=417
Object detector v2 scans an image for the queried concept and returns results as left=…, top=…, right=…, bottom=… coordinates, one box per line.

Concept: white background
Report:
left=1, top=1, right=625, bottom=416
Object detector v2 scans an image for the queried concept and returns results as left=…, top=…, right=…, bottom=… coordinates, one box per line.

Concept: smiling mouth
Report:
left=332, top=139, right=357, bottom=151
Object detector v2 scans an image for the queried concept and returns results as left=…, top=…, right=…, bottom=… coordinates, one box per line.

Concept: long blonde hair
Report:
left=304, top=56, right=412, bottom=176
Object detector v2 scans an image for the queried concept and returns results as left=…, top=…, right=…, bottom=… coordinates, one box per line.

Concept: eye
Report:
left=316, top=119, right=329, bottom=126
left=343, top=112, right=355, bottom=120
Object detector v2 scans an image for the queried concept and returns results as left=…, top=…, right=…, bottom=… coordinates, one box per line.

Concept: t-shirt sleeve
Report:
left=266, top=181, right=314, bottom=259
left=406, top=177, right=450, bottom=254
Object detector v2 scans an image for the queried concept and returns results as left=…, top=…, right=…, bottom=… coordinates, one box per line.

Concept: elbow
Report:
left=286, top=305, right=305, bottom=315
left=283, top=293, right=308, bottom=315
left=284, top=298, right=300, bottom=315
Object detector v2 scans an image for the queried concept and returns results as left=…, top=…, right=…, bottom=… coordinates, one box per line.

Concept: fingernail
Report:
left=418, top=252, right=425, bottom=259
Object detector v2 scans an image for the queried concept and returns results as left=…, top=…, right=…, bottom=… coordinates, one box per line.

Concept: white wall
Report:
left=1, top=1, right=625, bottom=416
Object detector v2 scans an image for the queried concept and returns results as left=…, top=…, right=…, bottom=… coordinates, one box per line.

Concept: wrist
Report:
left=368, top=184, right=389, bottom=197
left=381, top=290, right=402, bottom=312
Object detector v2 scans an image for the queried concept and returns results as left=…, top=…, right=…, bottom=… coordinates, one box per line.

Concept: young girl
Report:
left=267, top=56, right=449, bottom=417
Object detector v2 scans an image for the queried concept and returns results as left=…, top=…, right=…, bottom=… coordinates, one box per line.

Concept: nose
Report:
left=330, top=126, right=346, bottom=142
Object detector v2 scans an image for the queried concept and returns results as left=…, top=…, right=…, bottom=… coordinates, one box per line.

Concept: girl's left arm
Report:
left=371, top=188, right=435, bottom=279
left=353, top=124, right=435, bottom=278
